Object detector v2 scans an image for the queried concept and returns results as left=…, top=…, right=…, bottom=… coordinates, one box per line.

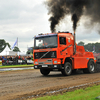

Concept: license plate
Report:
left=42, top=65, right=48, bottom=67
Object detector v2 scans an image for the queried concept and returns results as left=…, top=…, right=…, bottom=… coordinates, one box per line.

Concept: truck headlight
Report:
left=54, top=61, right=57, bottom=63
left=35, top=62, right=38, bottom=64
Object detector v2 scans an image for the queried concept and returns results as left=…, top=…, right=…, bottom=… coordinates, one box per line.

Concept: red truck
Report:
left=33, top=32, right=97, bottom=76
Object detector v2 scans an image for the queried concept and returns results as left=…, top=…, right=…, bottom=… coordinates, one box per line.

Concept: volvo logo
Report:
left=51, top=52, right=55, bottom=57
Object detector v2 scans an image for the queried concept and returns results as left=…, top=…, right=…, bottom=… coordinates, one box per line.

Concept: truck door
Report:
left=59, top=37, right=68, bottom=56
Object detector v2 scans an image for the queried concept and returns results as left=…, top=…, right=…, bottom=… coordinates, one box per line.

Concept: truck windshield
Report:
left=34, top=35, right=57, bottom=49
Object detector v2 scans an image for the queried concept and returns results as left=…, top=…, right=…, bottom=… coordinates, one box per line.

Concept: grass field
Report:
left=31, top=85, right=100, bottom=100
left=0, top=64, right=34, bottom=68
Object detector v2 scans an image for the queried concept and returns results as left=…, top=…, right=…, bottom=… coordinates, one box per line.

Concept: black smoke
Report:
left=45, top=0, right=100, bottom=33
left=72, top=14, right=78, bottom=32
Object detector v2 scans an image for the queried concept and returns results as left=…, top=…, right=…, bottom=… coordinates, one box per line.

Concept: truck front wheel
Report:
left=40, top=69, right=50, bottom=76
left=61, top=62, right=72, bottom=76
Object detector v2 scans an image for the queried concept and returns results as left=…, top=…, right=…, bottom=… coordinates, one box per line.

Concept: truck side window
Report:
left=59, top=37, right=66, bottom=45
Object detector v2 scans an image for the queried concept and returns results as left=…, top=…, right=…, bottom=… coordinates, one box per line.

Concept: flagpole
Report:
left=17, top=37, right=18, bottom=55
left=17, top=37, right=18, bottom=48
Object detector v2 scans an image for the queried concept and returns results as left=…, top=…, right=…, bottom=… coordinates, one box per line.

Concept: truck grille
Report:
left=34, top=51, right=56, bottom=59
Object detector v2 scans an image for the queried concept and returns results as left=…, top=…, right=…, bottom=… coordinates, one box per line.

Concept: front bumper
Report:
left=34, top=64, right=62, bottom=69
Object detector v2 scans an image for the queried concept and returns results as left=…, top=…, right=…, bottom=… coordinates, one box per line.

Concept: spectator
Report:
left=0, top=56, right=2, bottom=60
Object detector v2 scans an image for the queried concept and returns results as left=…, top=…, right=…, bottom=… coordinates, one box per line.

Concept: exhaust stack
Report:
left=73, top=31, right=76, bottom=55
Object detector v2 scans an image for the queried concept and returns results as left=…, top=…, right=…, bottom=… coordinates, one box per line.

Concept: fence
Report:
left=0, top=56, right=33, bottom=66
left=2, top=59, right=33, bottom=66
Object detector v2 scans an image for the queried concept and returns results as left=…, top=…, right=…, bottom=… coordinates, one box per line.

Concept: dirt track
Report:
left=0, top=65, right=100, bottom=100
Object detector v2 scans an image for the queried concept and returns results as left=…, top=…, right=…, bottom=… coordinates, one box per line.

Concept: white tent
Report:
left=9, top=51, right=26, bottom=56
left=17, top=52, right=26, bottom=56
left=0, top=45, right=27, bottom=56
left=0, top=45, right=11, bottom=56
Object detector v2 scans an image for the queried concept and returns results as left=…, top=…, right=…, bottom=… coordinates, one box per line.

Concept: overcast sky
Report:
left=0, top=0, right=100, bottom=53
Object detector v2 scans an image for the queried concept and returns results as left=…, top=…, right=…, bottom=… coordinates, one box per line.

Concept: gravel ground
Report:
left=0, top=64, right=100, bottom=100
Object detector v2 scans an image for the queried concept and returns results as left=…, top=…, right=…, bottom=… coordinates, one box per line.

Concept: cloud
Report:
left=0, top=0, right=100, bottom=53
left=55, top=15, right=100, bottom=44
left=0, top=0, right=50, bottom=52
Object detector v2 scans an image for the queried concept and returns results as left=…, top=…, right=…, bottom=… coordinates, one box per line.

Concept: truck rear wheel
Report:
left=40, top=69, right=50, bottom=76
left=83, top=59, right=95, bottom=73
left=61, top=62, right=72, bottom=76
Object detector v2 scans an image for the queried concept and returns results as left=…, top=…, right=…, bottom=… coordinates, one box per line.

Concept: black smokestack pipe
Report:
left=72, top=14, right=78, bottom=55
left=73, top=31, right=76, bottom=55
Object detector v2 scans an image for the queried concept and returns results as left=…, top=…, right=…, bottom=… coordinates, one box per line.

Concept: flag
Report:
left=12, top=38, right=18, bottom=50
left=93, top=45, right=95, bottom=52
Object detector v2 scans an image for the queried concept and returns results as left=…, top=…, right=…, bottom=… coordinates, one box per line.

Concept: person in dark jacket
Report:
left=0, top=56, right=2, bottom=60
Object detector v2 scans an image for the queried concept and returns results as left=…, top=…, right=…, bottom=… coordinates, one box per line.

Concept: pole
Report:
left=17, top=37, right=18, bottom=48
left=74, top=31, right=76, bottom=55
left=17, top=37, right=18, bottom=55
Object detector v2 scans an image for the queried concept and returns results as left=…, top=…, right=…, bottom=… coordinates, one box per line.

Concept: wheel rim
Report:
left=90, top=64, right=94, bottom=72
left=65, top=65, right=71, bottom=74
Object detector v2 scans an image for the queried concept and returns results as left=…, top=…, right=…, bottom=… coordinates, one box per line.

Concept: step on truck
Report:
left=33, top=32, right=97, bottom=76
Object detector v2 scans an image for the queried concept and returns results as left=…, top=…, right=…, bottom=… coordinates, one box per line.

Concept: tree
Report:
left=26, top=47, right=33, bottom=54
left=95, top=42, right=100, bottom=53
left=77, top=41, right=84, bottom=46
left=13, top=46, right=20, bottom=52
left=84, top=43, right=93, bottom=52
left=0, top=39, right=11, bottom=53
left=78, top=41, right=100, bottom=53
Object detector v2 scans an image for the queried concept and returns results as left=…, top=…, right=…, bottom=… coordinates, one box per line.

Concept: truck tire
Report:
left=61, top=62, right=72, bottom=76
left=40, top=69, right=50, bottom=76
left=83, top=59, right=95, bottom=73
